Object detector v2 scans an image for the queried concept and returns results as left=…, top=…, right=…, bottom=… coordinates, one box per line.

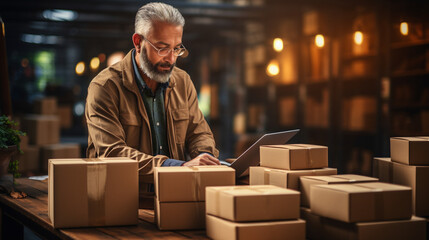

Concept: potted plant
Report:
left=0, top=115, right=25, bottom=179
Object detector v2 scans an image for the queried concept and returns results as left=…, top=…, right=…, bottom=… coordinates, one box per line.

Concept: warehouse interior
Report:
left=1, top=0, right=428, bottom=177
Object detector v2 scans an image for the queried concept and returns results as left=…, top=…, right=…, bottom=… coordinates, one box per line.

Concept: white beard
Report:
left=138, top=46, right=174, bottom=84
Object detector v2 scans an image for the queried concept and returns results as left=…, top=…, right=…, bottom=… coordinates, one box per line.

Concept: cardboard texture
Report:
left=206, top=214, right=306, bottom=240
left=390, top=137, right=429, bottom=165
left=41, top=143, right=81, bottom=173
left=15, top=145, right=40, bottom=173
left=22, top=115, right=60, bottom=145
left=48, top=158, right=138, bottom=228
left=249, top=166, right=272, bottom=185
left=260, top=144, right=328, bottom=170
left=373, top=157, right=393, bottom=183
left=206, top=185, right=300, bottom=222
left=155, top=199, right=205, bottom=230
left=155, top=166, right=235, bottom=202
left=392, top=160, right=429, bottom=217
left=264, top=167, right=338, bottom=190
left=300, top=174, right=378, bottom=207
left=301, top=207, right=426, bottom=240
left=57, top=105, right=73, bottom=129
left=311, top=182, right=412, bottom=223
left=34, top=97, right=57, bottom=115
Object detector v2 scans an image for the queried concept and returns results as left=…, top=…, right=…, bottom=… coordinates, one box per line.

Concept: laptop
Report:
left=220, top=129, right=299, bottom=177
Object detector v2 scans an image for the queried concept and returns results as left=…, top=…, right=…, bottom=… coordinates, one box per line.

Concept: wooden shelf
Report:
left=391, top=69, right=429, bottom=78
left=391, top=39, right=429, bottom=49
left=342, top=53, right=378, bottom=61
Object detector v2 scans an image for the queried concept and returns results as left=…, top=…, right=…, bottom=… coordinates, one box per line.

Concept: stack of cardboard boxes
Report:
left=249, top=144, right=337, bottom=190
left=206, top=185, right=305, bottom=240
left=154, top=166, right=235, bottom=230
left=373, top=137, right=429, bottom=238
left=15, top=97, right=80, bottom=175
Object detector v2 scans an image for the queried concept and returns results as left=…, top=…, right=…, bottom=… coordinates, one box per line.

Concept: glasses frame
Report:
left=141, top=35, right=186, bottom=57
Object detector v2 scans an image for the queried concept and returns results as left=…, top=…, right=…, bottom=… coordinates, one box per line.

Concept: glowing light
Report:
left=98, top=53, right=106, bottom=63
left=107, top=52, right=125, bottom=66
left=273, top=38, right=284, bottom=52
left=90, top=57, right=100, bottom=70
left=400, top=22, right=408, bottom=36
left=75, top=61, right=85, bottom=75
left=266, top=60, right=280, bottom=76
left=315, top=34, right=325, bottom=48
left=354, top=31, right=363, bottom=45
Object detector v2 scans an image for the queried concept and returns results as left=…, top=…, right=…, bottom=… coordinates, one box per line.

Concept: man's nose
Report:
left=163, top=50, right=176, bottom=64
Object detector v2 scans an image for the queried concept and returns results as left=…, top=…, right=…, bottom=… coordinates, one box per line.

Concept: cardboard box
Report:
left=41, top=143, right=81, bottom=173
left=260, top=144, right=328, bottom=170
left=22, top=115, right=60, bottom=145
left=311, top=182, right=412, bottom=223
left=34, top=97, right=57, bottom=115
left=301, top=207, right=426, bottom=240
left=300, top=174, right=378, bottom=207
left=48, top=158, right=138, bottom=228
left=155, top=198, right=205, bottom=230
left=57, top=105, right=73, bottom=129
left=15, top=145, right=40, bottom=174
left=249, top=166, right=272, bottom=185
left=206, top=214, right=306, bottom=240
left=155, top=166, right=235, bottom=202
left=373, top=157, right=393, bottom=183
left=268, top=167, right=337, bottom=190
left=391, top=137, right=429, bottom=165
left=206, top=185, right=300, bottom=222
left=392, top=160, right=429, bottom=216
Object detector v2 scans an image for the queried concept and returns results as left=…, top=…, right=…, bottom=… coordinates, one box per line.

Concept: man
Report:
left=85, top=2, right=220, bottom=208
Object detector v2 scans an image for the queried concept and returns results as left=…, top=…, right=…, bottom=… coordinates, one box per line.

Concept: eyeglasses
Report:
left=141, top=36, right=187, bottom=57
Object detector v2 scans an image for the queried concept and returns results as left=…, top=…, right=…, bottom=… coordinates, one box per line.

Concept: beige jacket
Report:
left=85, top=50, right=219, bottom=200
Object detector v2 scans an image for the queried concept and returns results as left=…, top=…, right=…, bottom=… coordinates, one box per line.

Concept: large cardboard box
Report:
left=266, top=167, right=337, bottom=190
left=41, top=143, right=81, bottom=173
left=300, top=174, right=378, bottom=207
left=48, top=158, right=138, bottom=228
left=301, top=207, right=426, bottom=240
left=22, top=115, right=60, bottom=145
left=155, top=166, right=235, bottom=202
left=15, top=145, right=40, bottom=174
left=391, top=137, right=429, bottom=165
left=155, top=198, right=205, bottom=230
left=34, top=97, right=57, bottom=115
left=311, top=182, right=412, bottom=223
left=392, top=160, right=429, bottom=216
left=260, top=144, right=328, bottom=170
left=373, top=157, right=393, bottom=183
left=206, top=185, right=300, bottom=222
left=206, top=214, right=306, bottom=240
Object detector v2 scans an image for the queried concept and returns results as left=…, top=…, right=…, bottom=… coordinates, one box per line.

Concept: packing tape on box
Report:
left=189, top=166, right=203, bottom=201
left=355, top=184, right=385, bottom=219
left=85, top=158, right=107, bottom=226
left=293, top=144, right=316, bottom=168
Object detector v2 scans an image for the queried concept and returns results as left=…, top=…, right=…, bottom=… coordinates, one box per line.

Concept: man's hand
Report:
left=182, top=153, right=220, bottom=166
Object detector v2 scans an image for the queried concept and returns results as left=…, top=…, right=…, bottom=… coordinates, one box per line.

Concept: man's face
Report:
left=138, top=21, right=183, bottom=83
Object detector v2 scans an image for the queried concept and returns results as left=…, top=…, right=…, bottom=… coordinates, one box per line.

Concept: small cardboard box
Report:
left=206, top=185, right=300, bottom=222
left=392, top=160, right=429, bottom=217
left=390, top=137, right=429, bottom=165
left=155, top=198, right=205, bottom=230
left=48, top=158, right=138, bottom=228
left=268, top=167, right=338, bottom=190
left=41, top=143, right=81, bottom=173
left=34, top=97, right=57, bottom=115
left=57, top=105, right=73, bottom=129
left=300, top=174, right=378, bottom=207
left=155, top=166, right=235, bottom=202
left=249, top=166, right=272, bottom=185
left=301, top=207, right=426, bottom=240
left=206, top=214, right=306, bottom=240
left=15, top=145, right=40, bottom=174
left=373, top=157, right=393, bottom=183
left=311, top=182, right=412, bottom=223
left=260, top=144, right=328, bottom=170
left=22, top=115, right=60, bottom=145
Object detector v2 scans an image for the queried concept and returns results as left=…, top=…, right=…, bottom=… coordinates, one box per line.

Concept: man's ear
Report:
left=132, top=33, right=142, bottom=52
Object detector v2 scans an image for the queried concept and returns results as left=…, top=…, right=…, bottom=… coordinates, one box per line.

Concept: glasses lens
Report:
left=175, top=48, right=185, bottom=56
left=158, top=48, right=170, bottom=56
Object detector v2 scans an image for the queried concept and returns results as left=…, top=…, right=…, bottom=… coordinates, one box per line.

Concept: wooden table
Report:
left=0, top=178, right=209, bottom=239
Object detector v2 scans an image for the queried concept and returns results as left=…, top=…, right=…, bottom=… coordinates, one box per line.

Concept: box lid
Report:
left=209, top=185, right=299, bottom=197
left=156, top=165, right=234, bottom=173
left=49, top=157, right=135, bottom=165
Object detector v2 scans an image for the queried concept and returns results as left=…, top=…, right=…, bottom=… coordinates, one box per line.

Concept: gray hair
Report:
left=135, top=2, right=185, bottom=37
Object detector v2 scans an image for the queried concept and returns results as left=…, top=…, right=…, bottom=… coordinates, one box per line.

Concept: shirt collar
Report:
left=131, top=49, right=169, bottom=91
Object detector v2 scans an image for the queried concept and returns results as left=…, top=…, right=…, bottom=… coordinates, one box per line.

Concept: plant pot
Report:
left=0, top=145, right=17, bottom=177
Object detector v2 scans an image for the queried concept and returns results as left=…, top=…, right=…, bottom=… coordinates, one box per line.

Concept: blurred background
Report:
left=1, top=0, right=428, bottom=176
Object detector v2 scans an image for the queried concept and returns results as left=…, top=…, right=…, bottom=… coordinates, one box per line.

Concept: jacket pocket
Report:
left=120, top=113, right=141, bottom=148
left=172, top=109, right=189, bottom=144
